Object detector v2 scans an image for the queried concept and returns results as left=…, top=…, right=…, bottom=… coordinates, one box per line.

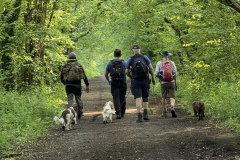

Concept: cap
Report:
left=69, top=52, right=76, bottom=59
left=132, top=44, right=141, bottom=49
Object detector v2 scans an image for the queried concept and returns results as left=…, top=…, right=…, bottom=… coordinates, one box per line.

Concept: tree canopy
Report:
left=0, top=0, right=240, bottom=90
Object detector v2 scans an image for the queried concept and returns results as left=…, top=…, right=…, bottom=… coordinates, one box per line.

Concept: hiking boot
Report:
left=116, top=113, right=121, bottom=119
left=136, top=113, right=143, bottom=122
left=171, top=110, right=177, bottom=118
left=162, top=110, right=167, bottom=117
left=121, top=113, right=125, bottom=118
left=78, top=113, right=82, bottom=119
left=143, top=109, right=149, bottom=121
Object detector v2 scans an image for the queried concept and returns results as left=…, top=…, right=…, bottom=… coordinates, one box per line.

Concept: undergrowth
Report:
left=0, top=83, right=66, bottom=157
left=151, top=75, right=240, bottom=133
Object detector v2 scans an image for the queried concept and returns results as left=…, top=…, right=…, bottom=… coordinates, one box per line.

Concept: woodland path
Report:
left=15, top=76, right=240, bottom=160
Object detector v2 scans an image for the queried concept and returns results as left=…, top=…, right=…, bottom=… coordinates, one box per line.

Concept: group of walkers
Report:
left=60, top=44, right=177, bottom=122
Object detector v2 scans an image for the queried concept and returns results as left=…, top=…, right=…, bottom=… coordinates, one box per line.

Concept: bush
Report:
left=151, top=74, right=240, bottom=132
left=0, top=83, right=66, bottom=156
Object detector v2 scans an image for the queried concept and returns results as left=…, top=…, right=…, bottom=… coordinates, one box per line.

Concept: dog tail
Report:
left=54, top=116, right=65, bottom=126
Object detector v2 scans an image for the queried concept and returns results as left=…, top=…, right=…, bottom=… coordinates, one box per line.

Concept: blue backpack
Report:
left=130, top=54, right=149, bottom=79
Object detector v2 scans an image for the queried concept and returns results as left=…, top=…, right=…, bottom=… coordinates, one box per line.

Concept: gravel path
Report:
left=15, top=76, right=240, bottom=160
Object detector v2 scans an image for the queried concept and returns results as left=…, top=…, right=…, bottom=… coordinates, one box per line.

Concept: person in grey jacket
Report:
left=60, top=52, right=90, bottom=119
left=155, top=51, right=177, bottom=118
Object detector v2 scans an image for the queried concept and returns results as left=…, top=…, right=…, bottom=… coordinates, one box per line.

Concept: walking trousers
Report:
left=111, top=80, right=127, bottom=115
left=65, top=85, right=83, bottom=116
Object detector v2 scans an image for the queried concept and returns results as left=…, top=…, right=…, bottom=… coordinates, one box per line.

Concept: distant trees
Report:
left=0, top=0, right=240, bottom=90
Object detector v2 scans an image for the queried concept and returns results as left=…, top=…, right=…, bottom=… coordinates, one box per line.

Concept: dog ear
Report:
left=73, top=106, right=78, bottom=112
left=103, top=102, right=108, bottom=109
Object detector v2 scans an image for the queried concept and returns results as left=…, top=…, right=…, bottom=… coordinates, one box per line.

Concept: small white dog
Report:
left=54, top=106, right=78, bottom=131
left=102, top=101, right=114, bottom=123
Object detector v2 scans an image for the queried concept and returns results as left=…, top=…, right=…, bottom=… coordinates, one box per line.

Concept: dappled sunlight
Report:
left=212, top=133, right=239, bottom=139
left=84, top=108, right=137, bottom=116
left=156, top=126, right=210, bottom=136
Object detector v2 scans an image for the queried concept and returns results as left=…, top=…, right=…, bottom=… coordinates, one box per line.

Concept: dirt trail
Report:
left=15, top=76, right=240, bottom=160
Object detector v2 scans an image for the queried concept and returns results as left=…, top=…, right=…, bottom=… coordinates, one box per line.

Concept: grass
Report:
left=0, top=83, right=66, bottom=157
left=150, top=75, right=240, bottom=133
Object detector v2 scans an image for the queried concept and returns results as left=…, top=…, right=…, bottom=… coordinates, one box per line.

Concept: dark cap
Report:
left=132, top=44, right=141, bottom=49
left=69, top=52, right=76, bottom=59
left=161, top=51, right=172, bottom=57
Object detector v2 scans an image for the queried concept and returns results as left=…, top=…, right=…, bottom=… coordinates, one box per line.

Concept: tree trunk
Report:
left=1, top=0, right=22, bottom=90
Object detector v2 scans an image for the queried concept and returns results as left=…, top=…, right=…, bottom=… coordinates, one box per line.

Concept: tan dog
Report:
left=54, top=106, right=78, bottom=130
left=102, top=101, right=114, bottom=123
left=192, top=101, right=205, bottom=120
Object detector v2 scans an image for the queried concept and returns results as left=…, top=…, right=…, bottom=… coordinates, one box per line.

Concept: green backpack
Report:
left=62, top=60, right=85, bottom=82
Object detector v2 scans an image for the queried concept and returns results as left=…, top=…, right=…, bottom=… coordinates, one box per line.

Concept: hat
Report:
left=69, top=52, right=76, bottom=59
left=132, top=44, right=141, bottom=49
left=161, top=51, right=172, bottom=57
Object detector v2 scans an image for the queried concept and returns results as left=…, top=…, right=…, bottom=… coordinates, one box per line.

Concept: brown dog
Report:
left=192, top=101, right=205, bottom=120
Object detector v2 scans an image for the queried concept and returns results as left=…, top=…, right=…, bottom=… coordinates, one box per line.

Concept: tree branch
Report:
left=230, top=0, right=240, bottom=10
left=47, top=0, right=58, bottom=28
left=164, top=17, right=186, bottom=63
left=216, top=0, right=240, bottom=13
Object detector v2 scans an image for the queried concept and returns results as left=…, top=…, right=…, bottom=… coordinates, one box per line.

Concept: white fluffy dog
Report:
left=54, top=106, right=78, bottom=131
left=102, top=101, right=114, bottom=123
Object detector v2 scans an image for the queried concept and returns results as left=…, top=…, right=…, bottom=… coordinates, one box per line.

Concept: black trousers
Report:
left=111, top=80, right=127, bottom=115
left=65, top=85, right=83, bottom=116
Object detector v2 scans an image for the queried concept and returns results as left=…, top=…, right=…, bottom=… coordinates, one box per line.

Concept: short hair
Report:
left=114, top=49, right=121, bottom=57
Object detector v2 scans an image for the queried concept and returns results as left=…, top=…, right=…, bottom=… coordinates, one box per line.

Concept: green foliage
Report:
left=173, top=75, right=240, bottom=131
left=149, top=108, right=156, bottom=115
left=1, top=0, right=240, bottom=156
left=0, top=83, right=65, bottom=156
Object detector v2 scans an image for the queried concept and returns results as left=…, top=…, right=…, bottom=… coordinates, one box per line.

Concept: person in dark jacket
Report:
left=60, top=52, right=90, bottom=119
left=125, top=45, right=156, bottom=122
left=105, top=49, right=127, bottom=119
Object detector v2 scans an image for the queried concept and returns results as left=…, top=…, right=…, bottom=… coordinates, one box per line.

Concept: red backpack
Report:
left=160, top=60, right=174, bottom=82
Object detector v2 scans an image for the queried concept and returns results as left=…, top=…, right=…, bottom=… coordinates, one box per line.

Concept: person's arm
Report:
left=125, top=58, right=132, bottom=78
left=144, top=55, right=155, bottom=85
left=83, top=76, right=89, bottom=92
left=148, top=64, right=156, bottom=85
left=105, top=61, right=111, bottom=85
left=81, top=67, right=89, bottom=92
left=125, top=68, right=131, bottom=78
left=172, top=61, right=177, bottom=90
left=154, top=61, right=161, bottom=79
left=105, top=71, right=111, bottom=85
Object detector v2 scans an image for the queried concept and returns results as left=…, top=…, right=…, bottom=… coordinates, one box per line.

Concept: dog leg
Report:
left=110, top=114, right=112, bottom=123
left=198, top=110, right=201, bottom=120
left=65, top=121, right=70, bottom=130
left=193, top=107, right=198, bottom=117
left=74, top=117, right=77, bottom=125
left=65, top=115, right=71, bottom=130
left=103, top=114, right=106, bottom=123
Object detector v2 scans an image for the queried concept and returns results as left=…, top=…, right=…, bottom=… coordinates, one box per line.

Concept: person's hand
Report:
left=108, top=81, right=111, bottom=85
left=86, top=86, right=90, bottom=93
left=152, top=79, right=156, bottom=85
